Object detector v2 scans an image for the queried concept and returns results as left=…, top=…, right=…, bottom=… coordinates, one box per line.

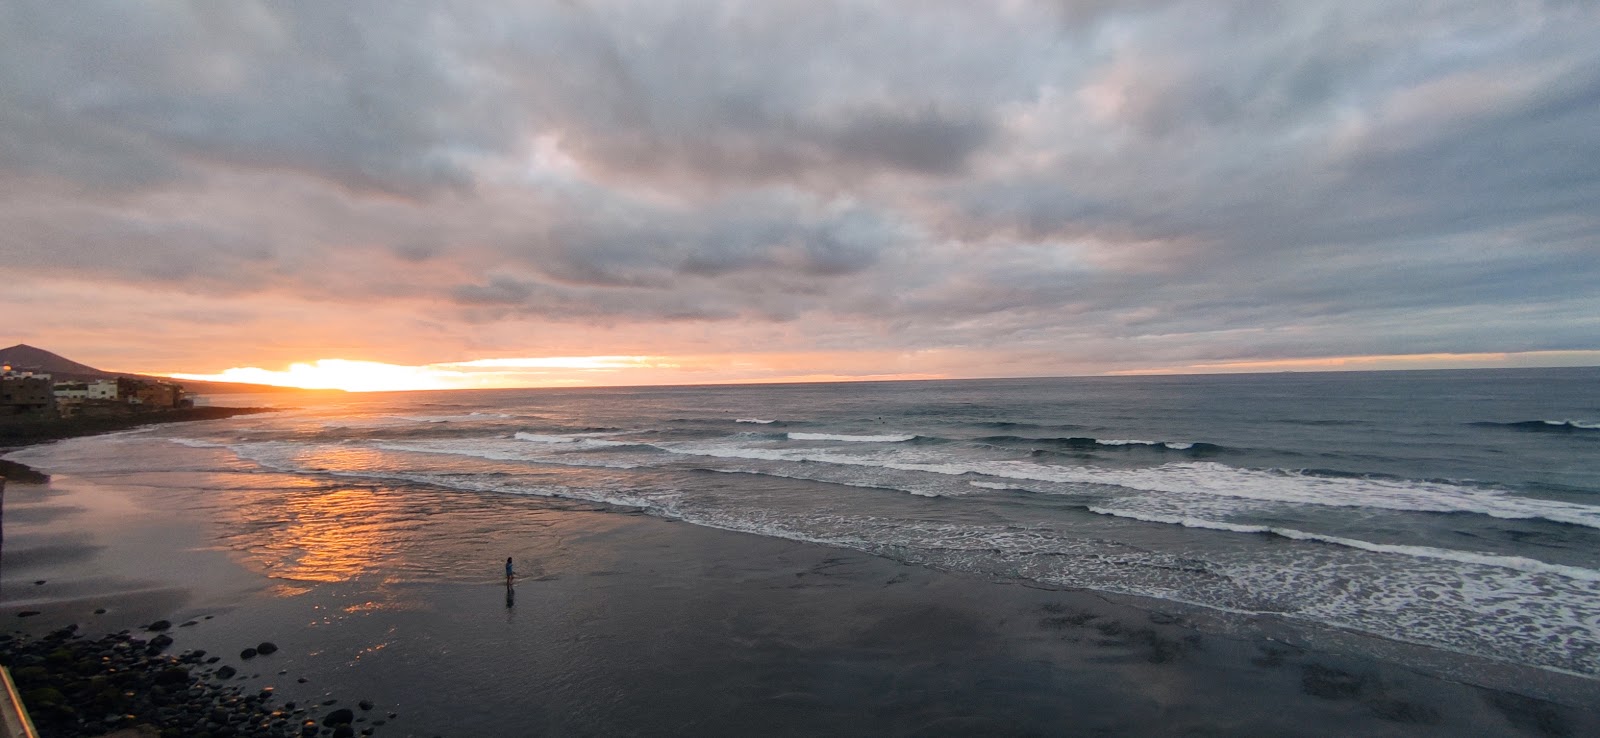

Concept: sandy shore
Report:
left=3, top=443, right=1599, bottom=736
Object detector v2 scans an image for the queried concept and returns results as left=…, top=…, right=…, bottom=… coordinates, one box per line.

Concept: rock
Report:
left=33, top=580, right=46, bottom=585
left=149, top=634, right=175, bottom=650
left=17, top=611, right=40, bottom=618
left=333, top=726, right=355, bottom=738
left=239, top=648, right=257, bottom=660
left=358, top=699, right=374, bottom=711
left=147, top=620, right=172, bottom=632
left=215, top=666, right=237, bottom=679
left=256, top=641, right=278, bottom=655
left=297, top=677, right=308, bottom=683
left=323, top=707, right=355, bottom=726
left=94, top=608, right=108, bottom=615
left=154, top=667, right=188, bottom=686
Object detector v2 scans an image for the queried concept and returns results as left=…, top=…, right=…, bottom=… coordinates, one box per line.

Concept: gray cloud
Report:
left=2, top=0, right=1597, bottom=371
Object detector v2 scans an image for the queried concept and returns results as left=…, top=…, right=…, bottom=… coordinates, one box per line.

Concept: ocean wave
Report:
left=693, top=467, right=948, bottom=497
left=736, top=418, right=777, bottom=424
left=972, top=421, right=1088, bottom=431
left=967, top=480, right=1032, bottom=492
left=787, top=432, right=917, bottom=443
left=1473, top=419, right=1600, bottom=433
left=978, top=435, right=1223, bottom=452
left=1085, top=506, right=1600, bottom=583
left=511, top=431, right=637, bottom=449
left=658, top=442, right=1600, bottom=530
left=394, top=412, right=514, bottom=422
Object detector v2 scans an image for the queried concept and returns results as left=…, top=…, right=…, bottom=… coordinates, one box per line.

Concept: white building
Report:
left=53, top=379, right=118, bottom=401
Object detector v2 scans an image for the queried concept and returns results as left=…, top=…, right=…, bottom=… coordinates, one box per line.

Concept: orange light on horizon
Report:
left=165, top=352, right=955, bottom=392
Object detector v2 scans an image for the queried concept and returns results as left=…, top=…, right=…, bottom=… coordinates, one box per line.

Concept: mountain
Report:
left=0, top=343, right=328, bottom=394
left=0, top=343, right=105, bottom=378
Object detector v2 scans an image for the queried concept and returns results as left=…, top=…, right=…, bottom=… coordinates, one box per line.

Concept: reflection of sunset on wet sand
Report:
left=209, top=451, right=637, bottom=588
left=243, top=486, right=398, bottom=583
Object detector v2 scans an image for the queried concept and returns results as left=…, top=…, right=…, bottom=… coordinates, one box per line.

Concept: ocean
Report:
left=11, top=366, right=1600, bottom=682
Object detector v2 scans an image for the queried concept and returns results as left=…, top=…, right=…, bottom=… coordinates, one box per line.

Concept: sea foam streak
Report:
left=511, top=432, right=635, bottom=449
left=787, top=432, right=916, bottom=443
left=660, top=443, right=1600, bottom=530
left=1087, top=506, right=1600, bottom=583
left=736, top=418, right=776, bottom=424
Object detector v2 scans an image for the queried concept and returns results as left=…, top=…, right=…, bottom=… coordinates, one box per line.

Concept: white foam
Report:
left=658, top=443, right=1600, bottom=530
left=1096, top=438, right=1195, bottom=449
left=969, top=480, right=1028, bottom=491
left=787, top=432, right=916, bottom=443
left=736, top=418, right=776, bottom=424
left=168, top=438, right=228, bottom=448
left=1546, top=419, right=1599, bottom=429
left=514, top=432, right=579, bottom=443
left=1087, top=506, right=1600, bottom=583
left=511, top=431, right=631, bottom=447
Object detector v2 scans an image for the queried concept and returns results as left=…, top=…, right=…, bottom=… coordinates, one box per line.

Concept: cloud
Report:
left=1, top=0, right=1597, bottom=378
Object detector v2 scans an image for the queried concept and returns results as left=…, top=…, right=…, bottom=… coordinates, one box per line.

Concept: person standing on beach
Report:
left=505, top=556, right=515, bottom=586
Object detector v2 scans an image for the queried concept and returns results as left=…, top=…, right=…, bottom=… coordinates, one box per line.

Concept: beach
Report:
left=4, top=419, right=1599, bottom=736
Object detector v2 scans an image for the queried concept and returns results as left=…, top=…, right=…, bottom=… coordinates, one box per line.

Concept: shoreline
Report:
left=0, top=406, right=277, bottom=450
left=2, top=434, right=1598, bottom=735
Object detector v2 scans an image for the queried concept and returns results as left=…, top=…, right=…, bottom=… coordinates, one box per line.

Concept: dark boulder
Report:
left=323, top=707, right=355, bottom=726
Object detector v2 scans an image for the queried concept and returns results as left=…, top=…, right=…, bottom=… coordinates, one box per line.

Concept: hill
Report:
left=0, top=343, right=104, bottom=378
left=0, top=343, right=329, bottom=395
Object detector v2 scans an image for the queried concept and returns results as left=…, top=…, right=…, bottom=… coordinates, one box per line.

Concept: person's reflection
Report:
left=505, top=581, right=515, bottom=609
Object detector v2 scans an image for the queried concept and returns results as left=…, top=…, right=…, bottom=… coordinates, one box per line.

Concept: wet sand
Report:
left=3, top=460, right=1599, bottom=736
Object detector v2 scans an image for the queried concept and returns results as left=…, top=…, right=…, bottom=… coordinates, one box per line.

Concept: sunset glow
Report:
left=4, top=2, right=1596, bottom=388
left=169, top=357, right=675, bottom=392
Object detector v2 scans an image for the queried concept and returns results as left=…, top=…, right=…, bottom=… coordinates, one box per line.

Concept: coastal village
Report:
left=0, top=364, right=190, bottom=419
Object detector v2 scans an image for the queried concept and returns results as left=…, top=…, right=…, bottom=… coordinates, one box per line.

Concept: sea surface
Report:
left=10, top=367, right=1600, bottom=680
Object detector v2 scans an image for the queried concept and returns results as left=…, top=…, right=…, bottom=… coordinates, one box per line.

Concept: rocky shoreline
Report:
left=0, top=406, right=277, bottom=449
left=1, top=624, right=392, bottom=738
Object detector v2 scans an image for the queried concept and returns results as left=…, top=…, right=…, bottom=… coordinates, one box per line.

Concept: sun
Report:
left=167, top=356, right=668, bottom=392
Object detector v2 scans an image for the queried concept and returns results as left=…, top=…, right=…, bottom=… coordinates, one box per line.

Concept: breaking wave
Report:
left=787, top=432, right=917, bottom=443
left=1086, top=507, right=1600, bottom=583
left=1473, top=419, right=1600, bottom=433
left=978, top=435, right=1223, bottom=452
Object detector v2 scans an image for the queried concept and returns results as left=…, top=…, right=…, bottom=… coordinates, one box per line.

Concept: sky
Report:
left=3, top=1, right=1598, bottom=391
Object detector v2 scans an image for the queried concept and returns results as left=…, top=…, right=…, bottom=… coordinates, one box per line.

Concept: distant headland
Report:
left=0, top=343, right=324, bottom=449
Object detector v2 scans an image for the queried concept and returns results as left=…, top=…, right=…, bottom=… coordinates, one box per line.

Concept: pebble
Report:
left=0, top=629, right=370, bottom=738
